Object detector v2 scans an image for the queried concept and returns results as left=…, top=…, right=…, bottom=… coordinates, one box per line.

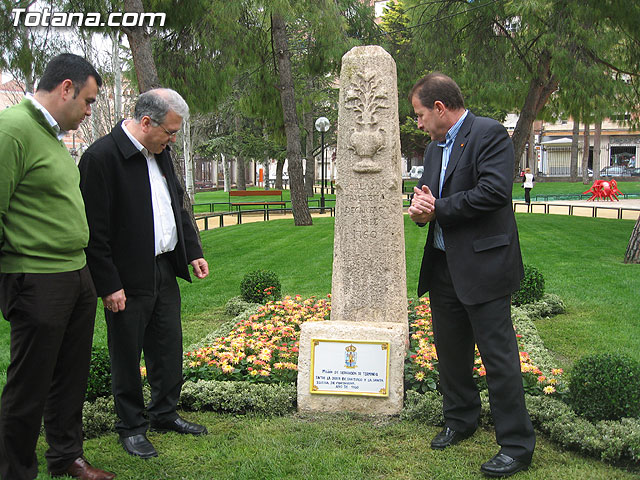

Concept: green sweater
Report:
left=0, top=99, right=89, bottom=273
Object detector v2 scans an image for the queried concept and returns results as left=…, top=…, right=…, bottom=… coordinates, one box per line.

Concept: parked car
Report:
left=600, top=165, right=630, bottom=177
left=409, top=165, right=424, bottom=179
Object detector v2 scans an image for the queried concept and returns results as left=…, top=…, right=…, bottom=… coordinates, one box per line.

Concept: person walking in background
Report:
left=0, top=54, right=115, bottom=480
left=408, top=72, right=535, bottom=478
left=523, top=167, right=535, bottom=205
left=79, top=88, right=209, bottom=460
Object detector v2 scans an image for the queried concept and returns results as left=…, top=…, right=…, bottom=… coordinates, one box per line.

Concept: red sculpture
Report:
left=583, top=179, right=623, bottom=201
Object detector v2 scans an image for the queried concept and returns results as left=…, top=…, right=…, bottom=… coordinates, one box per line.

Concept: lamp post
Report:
left=315, top=117, right=330, bottom=213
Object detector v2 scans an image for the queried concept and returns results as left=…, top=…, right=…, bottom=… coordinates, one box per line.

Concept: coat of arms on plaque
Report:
left=344, top=344, right=357, bottom=368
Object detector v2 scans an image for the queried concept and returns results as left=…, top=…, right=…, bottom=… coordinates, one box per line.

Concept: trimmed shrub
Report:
left=240, top=269, right=282, bottom=304
left=82, top=396, right=117, bottom=439
left=568, top=353, right=640, bottom=421
left=512, top=264, right=545, bottom=306
left=401, top=390, right=444, bottom=424
left=180, top=380, right=296, bottom=416
left=405, top=391, right=640, bottom=464
left=518, top=293, right=565, bottom=318
left=224, top=295, right=259, bottom=317
left=86, top=346, right=112, bottom=401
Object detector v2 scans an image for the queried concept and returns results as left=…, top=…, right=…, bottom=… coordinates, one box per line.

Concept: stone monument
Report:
left=297, top=46, right=408, bottom=415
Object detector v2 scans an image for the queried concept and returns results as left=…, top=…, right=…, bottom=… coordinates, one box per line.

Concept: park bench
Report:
left=228, top=190, right=286, bottom=212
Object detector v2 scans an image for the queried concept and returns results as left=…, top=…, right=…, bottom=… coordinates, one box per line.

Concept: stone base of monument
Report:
left=297, top=321, right=408, bottom=415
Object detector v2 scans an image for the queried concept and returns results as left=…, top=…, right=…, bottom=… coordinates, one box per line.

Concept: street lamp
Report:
left=315, top=116, right=330, bottom=213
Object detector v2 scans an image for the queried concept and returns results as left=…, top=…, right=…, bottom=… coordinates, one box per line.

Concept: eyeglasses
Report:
left=157, top=123, right=180, bottom=138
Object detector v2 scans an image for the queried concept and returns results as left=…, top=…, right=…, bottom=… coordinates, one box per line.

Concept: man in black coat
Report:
left=408, top=73, right=535, bottom=478
left=79, top=89, right=209, bottom=459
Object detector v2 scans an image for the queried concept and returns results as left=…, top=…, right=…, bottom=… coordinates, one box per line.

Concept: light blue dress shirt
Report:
left=433, top=110, right=468, bottom=251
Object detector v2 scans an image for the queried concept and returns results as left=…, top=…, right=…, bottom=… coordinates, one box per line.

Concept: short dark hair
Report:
left=409, top=72, right=465, bottom=110
left=37, top=53, right=103, bottom=95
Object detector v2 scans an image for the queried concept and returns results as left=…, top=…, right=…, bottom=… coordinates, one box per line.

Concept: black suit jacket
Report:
left=417, top=111, right=523, bottom=305
left=79, top=121, right=203, bottom=297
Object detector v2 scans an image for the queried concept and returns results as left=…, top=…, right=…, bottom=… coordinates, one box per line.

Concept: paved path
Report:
left=513, top=198, right=640, bottom=220
left=196, top=199, right=640, bottom=231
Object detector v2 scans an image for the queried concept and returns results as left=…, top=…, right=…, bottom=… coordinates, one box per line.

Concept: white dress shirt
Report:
left=121, top=121, right=178, bottom=256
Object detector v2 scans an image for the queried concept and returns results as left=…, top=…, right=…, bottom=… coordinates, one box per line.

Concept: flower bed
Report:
left=184, top=295, right=565, bottom=398
left=184, top=296, right=330, bottom=384
left=406, top=297, right=565, bottom=396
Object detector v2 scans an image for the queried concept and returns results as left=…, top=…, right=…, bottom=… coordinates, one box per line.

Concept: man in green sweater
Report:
left=0, top=54, right=114, bottom=480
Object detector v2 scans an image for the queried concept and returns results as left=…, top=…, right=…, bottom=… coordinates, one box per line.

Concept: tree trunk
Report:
left=527, top=128, right=535, bottom=170
left=511, top=50, right=558, bottom=178
left=581, top=122, right=591, bottom=184
left=236, top=158, right=247, bottom=190
left=570, top=119, right=580, bottom=180
left=625, top=216, right=640, bottom=264
left=275, top=159, right=284, bottom=190
left=122, top=0, right=160, bottom=93
left=183, top=117, right=194, bottom=202
left=271, top=13, right=312, bottom=226
left=593, top=120, right=602, bottom=182
left=303, top=80, right=315, bottom=197
left=111, top=31, right=122, bottom=122
left=222, top=153, right=230, bottom=192
left=235, top=116, right=247, bottom=190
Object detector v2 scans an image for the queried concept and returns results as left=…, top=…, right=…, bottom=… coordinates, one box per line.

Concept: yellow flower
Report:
left=543, top=385, right=556, bottom=395
left=221, top=364, right=234, bottom=374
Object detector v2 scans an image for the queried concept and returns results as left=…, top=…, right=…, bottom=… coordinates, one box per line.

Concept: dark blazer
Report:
left=417, top=111, right=523, bottom=305
left=79, top=120, right=203, bottom=297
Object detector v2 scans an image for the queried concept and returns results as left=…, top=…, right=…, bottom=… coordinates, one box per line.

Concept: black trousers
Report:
left=524, top=188, right=532, bottom=204
left=105, top=254, right=183, bottom=437
left=0, top=267, right=96, bottom=480
left=428, top=251, right=535, bottom=462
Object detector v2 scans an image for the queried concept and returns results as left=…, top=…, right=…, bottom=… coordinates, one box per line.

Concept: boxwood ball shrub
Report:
left=568, top=353, right=640, bottom=421
left=240, top=269, right=282, bottom=304
left=86, top=346, right=112, bottom=401
left=512, top=264, right=545, bottom=306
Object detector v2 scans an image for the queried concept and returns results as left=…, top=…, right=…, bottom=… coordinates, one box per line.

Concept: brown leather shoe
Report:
left=51, top=457, right=115, bottom=480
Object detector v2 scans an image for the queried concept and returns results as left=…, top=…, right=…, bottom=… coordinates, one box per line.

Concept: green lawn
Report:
left=32, top=413, right=638, bottom=479
left=190, top=181, right=640, bottom=213
left=1, top=210, right=639, bottom=479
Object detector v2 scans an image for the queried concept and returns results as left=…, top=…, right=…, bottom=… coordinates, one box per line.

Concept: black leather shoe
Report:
left=150, top=416, right=208, bottom=435
left=430, top=426, right=476, bottom=450
left=480, top=453, right=530, bottom=477
left=119, top=434, right=158, bottom=459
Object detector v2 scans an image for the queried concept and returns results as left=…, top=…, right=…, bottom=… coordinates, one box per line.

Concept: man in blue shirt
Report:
left=409, top=72, right=535, bottom=478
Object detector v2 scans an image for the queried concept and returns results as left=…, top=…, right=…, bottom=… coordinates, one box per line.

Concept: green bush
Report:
left=224, top=295, right=258, bottom=317
left=518, top=293, right=565, bottom=318
left=526, top=394, right=640, bottom=463
left=512, top=264, right=545, bottom=306
left=240, top=269, right=282, bottom=304
left=405, top=391, right=640, bottom=464
left=82, top=396, right=117, bottom=439
left=568, top=353, right=640, bottom=421
left=179, top=380, right=296, bottom=416
left=86, top=346, right=112, bottom=401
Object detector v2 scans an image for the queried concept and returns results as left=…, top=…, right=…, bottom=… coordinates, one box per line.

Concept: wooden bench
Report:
left=228, top=190, right=286, bottom=212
